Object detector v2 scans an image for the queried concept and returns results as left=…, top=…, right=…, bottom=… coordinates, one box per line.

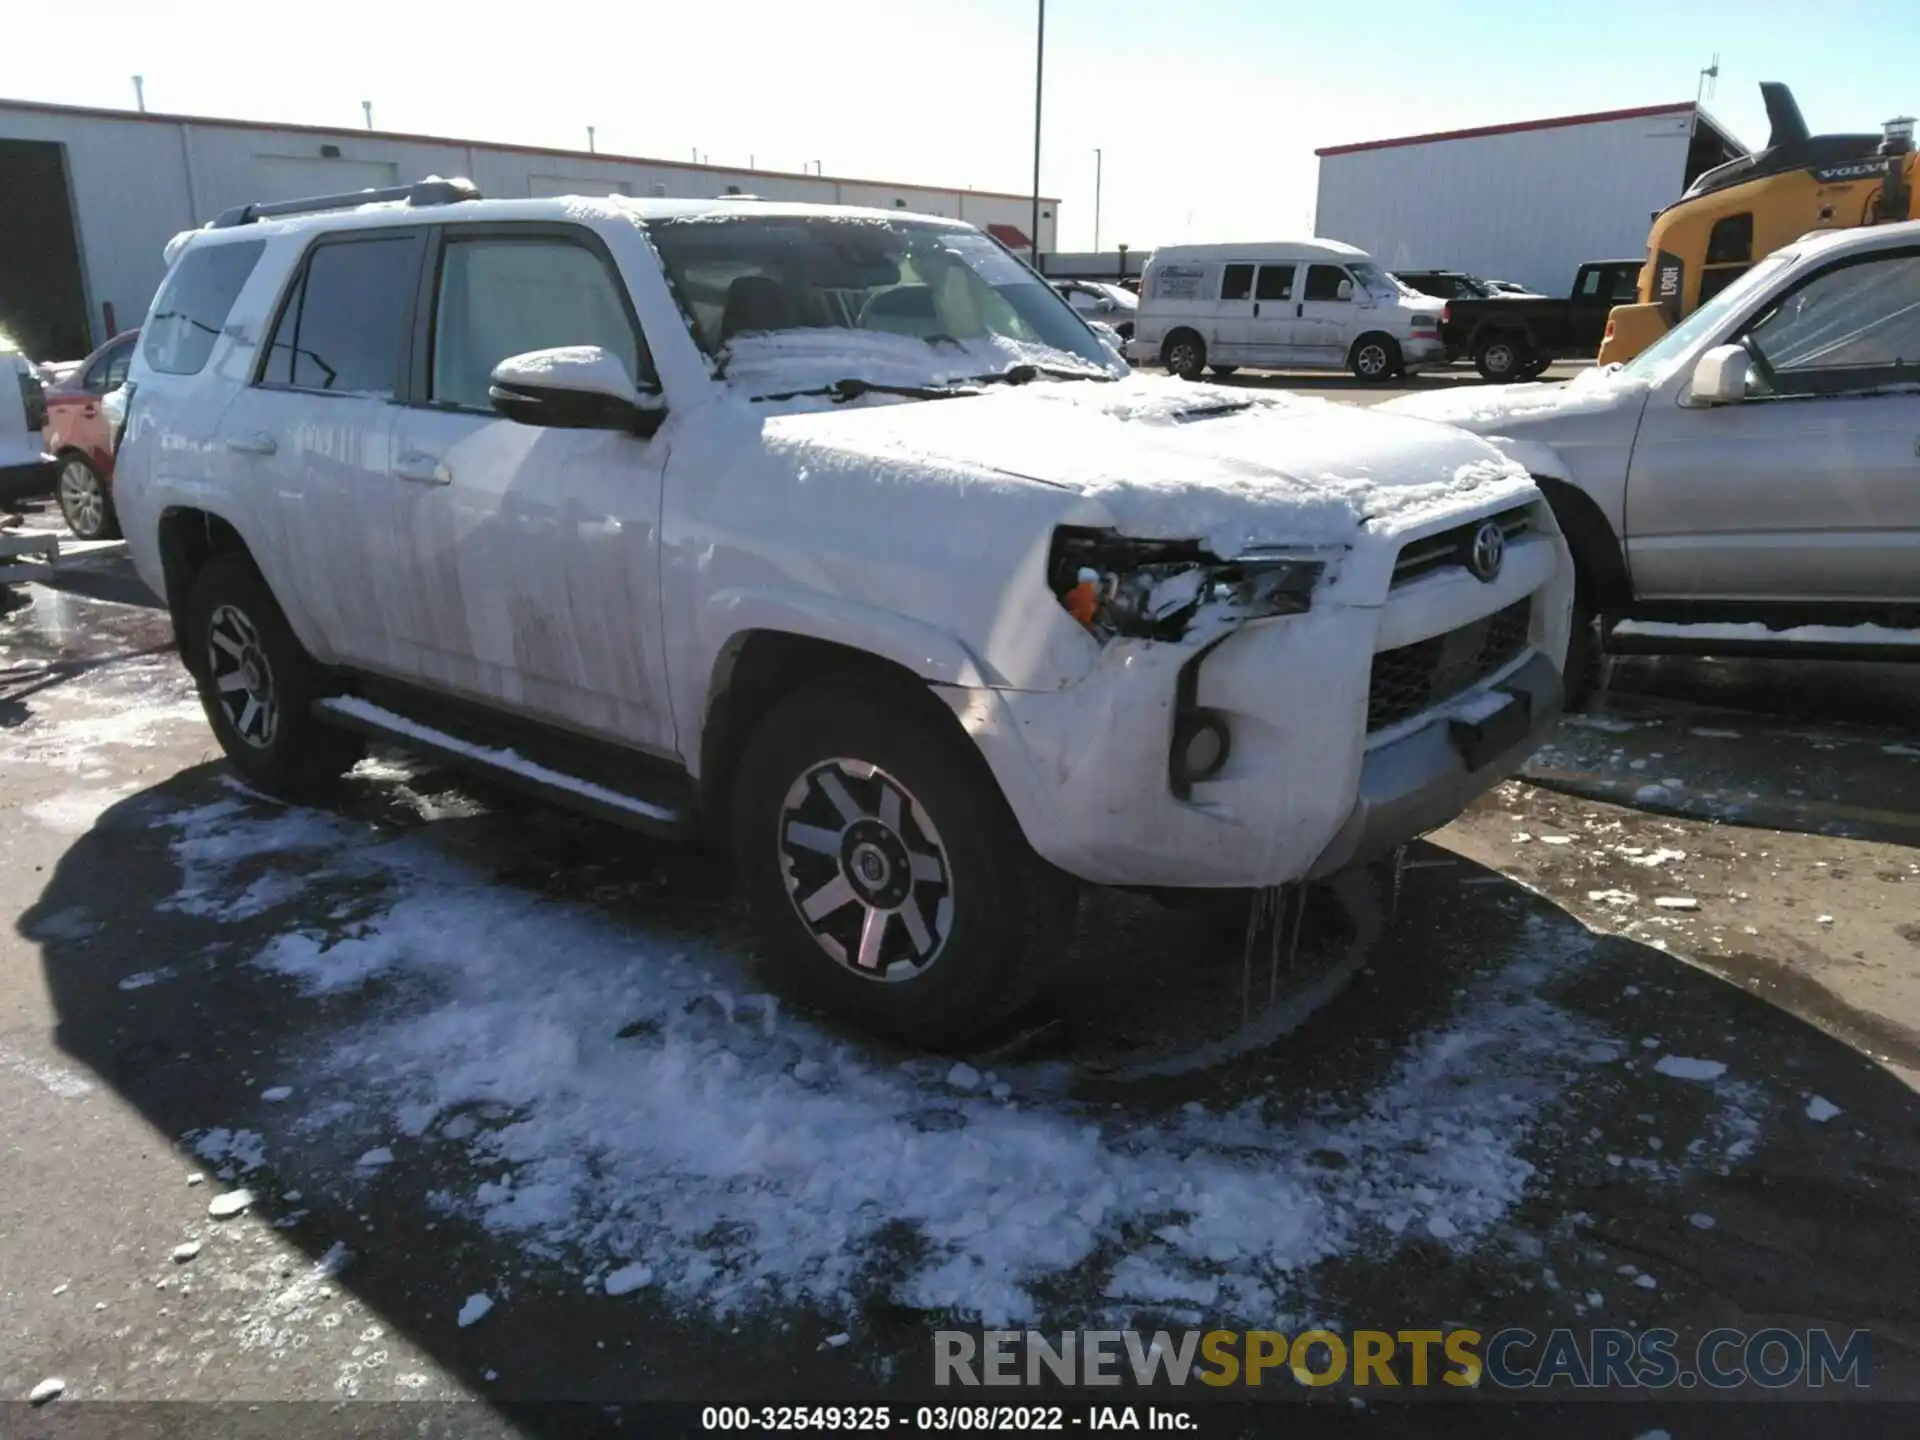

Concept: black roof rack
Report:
left=209, top=177, right=481, bottom=230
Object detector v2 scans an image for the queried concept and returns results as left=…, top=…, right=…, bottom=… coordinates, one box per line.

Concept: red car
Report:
left=41, top=328, right=138, bottom=539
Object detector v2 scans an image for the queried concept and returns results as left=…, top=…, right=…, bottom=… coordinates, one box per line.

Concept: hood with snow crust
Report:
left=1378, top=368, right=1647, bottom=435
left=758, top=375, right=1535, bottom=558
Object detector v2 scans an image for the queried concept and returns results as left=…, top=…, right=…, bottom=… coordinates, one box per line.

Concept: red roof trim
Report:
left=1315, top=102, right=1698, bottom=157
left=0, top=95, right=1060, bottom=207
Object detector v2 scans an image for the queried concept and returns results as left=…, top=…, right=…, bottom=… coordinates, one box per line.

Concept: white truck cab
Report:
left=113, top=182, right=1572, bottom=1046
left=1130, top=239, right=1448, bottom=382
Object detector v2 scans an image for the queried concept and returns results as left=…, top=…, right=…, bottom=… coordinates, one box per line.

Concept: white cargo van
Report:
left=1131, top=240, right=1448, bottom=382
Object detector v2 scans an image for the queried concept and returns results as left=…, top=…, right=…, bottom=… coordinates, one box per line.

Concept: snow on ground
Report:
left=0, top=651, right=203, bottom=773
left=1611, top=619, right=1920, bottom=648
left=139, top=790, right=1769, bottom=1331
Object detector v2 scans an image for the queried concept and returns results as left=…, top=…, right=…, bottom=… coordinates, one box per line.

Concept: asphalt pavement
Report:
left=2, top=416, right=1919, bottom=1437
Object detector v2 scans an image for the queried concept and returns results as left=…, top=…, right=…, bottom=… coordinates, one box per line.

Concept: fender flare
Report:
left=698, top=585, right=998, bottom=692
left=1528, top=475, right=1631, bottom=610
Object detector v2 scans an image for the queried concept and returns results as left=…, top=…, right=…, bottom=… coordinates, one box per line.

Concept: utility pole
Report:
left=1696, top=53, right=1719, bottom=105
left=587, top=126, right=596, bottom=154
left=1093, top=147, right=1102, bottom=254
left=132, top=75, right=146, bottom=113
left=1030, top=0, right=1045, bottom=268
left=361, top=101, right=373, bottom=131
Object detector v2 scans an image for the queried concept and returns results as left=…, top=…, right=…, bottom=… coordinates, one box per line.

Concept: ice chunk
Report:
left=1653, top=1056, right=1726, bottom=1082
left=261, top=1086, right=293, bottom=1103
left=945, top=1062, right=981, bottom=1092
left=171, top=1241, right=202, bottom=1263
left=207, top=1188, right=253, bottom=1219
left=457, top=1293, right=494, bottom=1327
left=604, top=1263, right=653, bottom=1296
left=1805, top=1096, right=1841, bottom=1122
left=29, top=1377, right=66, bottom=1404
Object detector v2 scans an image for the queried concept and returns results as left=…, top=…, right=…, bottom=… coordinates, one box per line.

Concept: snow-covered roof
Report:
left=1148, top=238, right=1370, bottom=263
left=183, top=194, right=983, bottom=245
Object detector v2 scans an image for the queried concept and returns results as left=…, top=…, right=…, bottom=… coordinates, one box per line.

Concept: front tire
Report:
left=1162, top=330, right=1207, bottom=381
left=56, top=454, right=119, bottom=540
left=1563, top=586, right=1605, bottom=711
left=731, top=677, right=1075, bottom=1048
left=186, top=552, right=363, bottom=796
left=1349, top=334, right=1401, bottom=383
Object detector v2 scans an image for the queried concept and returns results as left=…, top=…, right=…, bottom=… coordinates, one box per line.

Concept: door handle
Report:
left=224, top=432, right=277, bottom=456
left=1253, top=302, right=1261, bottom=317
left=1296, top=303, right=1304, bottom=318
left=394, top=451, right=451, bottom=485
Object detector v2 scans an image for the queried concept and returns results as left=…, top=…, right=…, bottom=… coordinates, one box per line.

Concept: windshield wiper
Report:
left=752, top=376, right=971, bottom=404
left=966, top=362, right=1113, bottom=386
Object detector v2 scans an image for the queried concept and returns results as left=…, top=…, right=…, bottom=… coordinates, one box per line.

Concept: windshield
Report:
left=644, top=215, right=1119, bottom=390
left=1618, top=254, right=1796, bottom=381
left=1346, top=261, right=1403, bottom=301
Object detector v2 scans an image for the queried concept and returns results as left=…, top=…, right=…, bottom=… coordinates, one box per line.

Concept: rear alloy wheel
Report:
left=1162, top=331, right=1207, bottom=381
left=1350, top=335, right=1401, bottom=382
left=1475, top=335, right=1529, bottom=382
left=733, top=679, right=1075, bottom=1048
left=56, top=455, right=119, bottom=540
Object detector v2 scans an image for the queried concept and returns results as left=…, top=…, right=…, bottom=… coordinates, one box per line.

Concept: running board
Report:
left=313, top=694, right=696, bottom=838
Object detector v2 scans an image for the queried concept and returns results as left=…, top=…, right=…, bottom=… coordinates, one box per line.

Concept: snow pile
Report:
left=152, top=794, right=1620, bottom=1328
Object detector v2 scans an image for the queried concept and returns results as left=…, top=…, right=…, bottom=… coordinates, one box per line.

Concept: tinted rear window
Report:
left=260, top=235, right=419, bottom=395
left=143, top=240, right=266, bottom=376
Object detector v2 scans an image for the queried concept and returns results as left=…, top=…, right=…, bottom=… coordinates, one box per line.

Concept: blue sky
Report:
left=0, top=0, right=1909, bottom=248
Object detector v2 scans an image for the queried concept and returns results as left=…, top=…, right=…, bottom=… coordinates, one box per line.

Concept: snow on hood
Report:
left=1378, top=367, right=1639, bottom=432
left=723, top=330, right=1122, bottom=397
left=759, top=374, right=1535, bottom=557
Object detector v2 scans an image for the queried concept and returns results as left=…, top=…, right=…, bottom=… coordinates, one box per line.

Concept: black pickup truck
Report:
left=1442, top=260, right=1643, bottom=380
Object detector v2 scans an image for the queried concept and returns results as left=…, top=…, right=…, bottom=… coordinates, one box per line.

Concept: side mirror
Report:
left=1686, top=343, right=1751, bottom=406
left=488, top=346, right=665, bottom=435
left=1336, top=278, right=1354, bottom=301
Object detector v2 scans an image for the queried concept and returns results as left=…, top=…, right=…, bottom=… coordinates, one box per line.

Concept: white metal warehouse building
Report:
left=1313, top=102, right=1747, bottom=296
left=0, top=98, right=1060, bottom=362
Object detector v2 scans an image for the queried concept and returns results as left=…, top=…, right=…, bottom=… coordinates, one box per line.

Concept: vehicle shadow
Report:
left=18, top=763, right=1920, bottom=1426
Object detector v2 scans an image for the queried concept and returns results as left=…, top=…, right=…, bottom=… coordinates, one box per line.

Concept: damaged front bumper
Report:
left=938, top=522, right=1570, bottom=890
left=1306, top=650, right=1560, bottom=878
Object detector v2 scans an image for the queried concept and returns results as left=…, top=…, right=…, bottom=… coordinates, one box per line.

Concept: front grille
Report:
left=1366, top=597, right=1533, bottom=732
left=1392, top=506, right=1532, bottom=586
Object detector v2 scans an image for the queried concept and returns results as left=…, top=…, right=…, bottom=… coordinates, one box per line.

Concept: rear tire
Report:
left=1349, top=334, right=1401, bottom=382
left=1474, top=333, right=1530, bottom=382
left=731, top=676, right=1076, bottom=1049
left=1162, top=330, right=1207, bottom=381
left=185, top=552, right=363, bottom=796
left=56, top=454, right=119, bottom=541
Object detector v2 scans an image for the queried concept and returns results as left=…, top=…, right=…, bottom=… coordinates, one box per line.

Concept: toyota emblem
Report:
left=1467, top=520, right=1506, bottom=583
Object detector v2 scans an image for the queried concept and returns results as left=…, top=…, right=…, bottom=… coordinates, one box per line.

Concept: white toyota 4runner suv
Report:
left=114, top=182, right=1573, bottom=1046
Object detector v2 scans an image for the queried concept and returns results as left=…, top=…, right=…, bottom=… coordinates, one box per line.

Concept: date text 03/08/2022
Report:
left=700, top=1405, right=1191, bottom=1431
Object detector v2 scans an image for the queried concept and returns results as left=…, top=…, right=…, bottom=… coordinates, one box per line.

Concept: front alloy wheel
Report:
left=205, top=603, right=280, bottom=749
left=779, top=758, right=953, bottom=980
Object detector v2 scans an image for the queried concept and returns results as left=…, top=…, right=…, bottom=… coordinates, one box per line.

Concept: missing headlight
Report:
left=1049, top=527, right=1323, bottom=641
